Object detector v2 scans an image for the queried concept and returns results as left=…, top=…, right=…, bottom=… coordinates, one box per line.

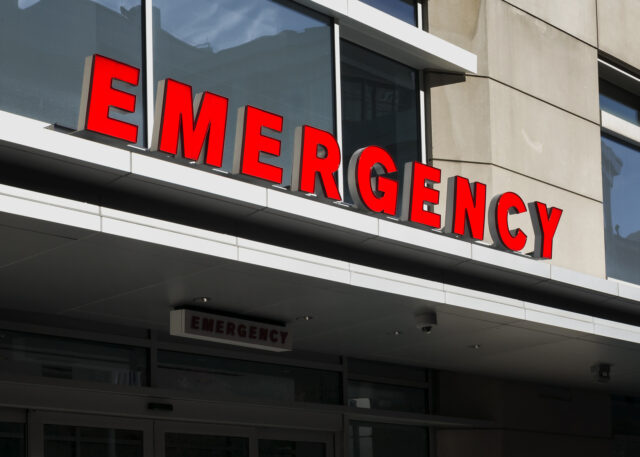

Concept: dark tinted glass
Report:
left=44, top=424, right=143, bottom=457
left=157, top=350, right=341, bottom=404
left=0, top=330, right=147, bottom=386
left=360, top=0, right=417, bottom=25
left=259, top=439, right=325, bottom=457
left=153, top=0, right=334, bottom=185
left=612, top=396, right=640, bottom=436
left=600, top=79, right=640, bottom=126
left=341, top=41, right=420, bottom=200
left=348, top=358, right=426, bottom=382
left=0, top=0, right=143, bottom=139
left=601, top=135, right=640, bottom=285
left=349, top=380, right=427, bottom=413
left=0, top=423, right=24, bottom=457
left=166, top=432, right=249, bottom=457
left=350, top=422, right=428, bottom=457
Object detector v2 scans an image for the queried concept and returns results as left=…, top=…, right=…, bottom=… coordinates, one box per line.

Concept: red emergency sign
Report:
left=77, top=54, right=563, bottom=259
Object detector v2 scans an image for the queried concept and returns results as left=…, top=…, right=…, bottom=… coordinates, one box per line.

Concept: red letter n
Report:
left=446, top=176, right=487, bottom=240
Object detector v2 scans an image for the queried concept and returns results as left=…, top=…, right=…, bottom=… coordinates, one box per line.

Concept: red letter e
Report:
left=78, top=54, right=140, bottom=144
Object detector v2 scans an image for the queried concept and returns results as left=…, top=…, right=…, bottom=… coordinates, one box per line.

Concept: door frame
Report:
left=26, top=412, right=338, bottom=457
left=28, top=411, right=153, bottom=457
left=256, top=427, right=335, bottom=457
left=155, top=420, right=253, bottom=457
left=155, top=419, right=337, bottom=457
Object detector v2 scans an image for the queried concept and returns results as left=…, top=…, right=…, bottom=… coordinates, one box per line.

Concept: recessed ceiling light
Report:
left=296, top=315, right=314, bottom=321
left=469, top=344, right=481, bottom=349
left=193, top=297, right=210, bottom=303
left=393, top=330, right=402, bottom=336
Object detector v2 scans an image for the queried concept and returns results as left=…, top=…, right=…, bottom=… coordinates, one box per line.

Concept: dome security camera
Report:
left=415, top=312, right=438, bottom=334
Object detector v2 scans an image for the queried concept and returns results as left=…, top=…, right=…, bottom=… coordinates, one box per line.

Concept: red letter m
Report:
left=151, top=79, right=228, bottom=167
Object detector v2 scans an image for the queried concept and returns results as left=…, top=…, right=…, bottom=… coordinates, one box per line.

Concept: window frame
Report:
left=599, top=58, right=640, bottom=285
left=143, top=0, right=429, bottom=200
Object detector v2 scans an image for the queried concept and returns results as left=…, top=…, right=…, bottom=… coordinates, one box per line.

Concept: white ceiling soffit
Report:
left=0, top=111, right=638, bottom=315
left=0, top=181, right=639, bottom=350
left=293, top=0, right=477, bottom=73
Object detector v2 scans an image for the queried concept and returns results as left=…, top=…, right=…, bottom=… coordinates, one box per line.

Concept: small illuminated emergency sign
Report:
left=170, top=309, right=292, bottom=352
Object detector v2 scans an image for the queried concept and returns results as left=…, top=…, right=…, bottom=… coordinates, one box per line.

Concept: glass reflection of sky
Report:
left=156, top=0, right=327, bottom=52
left=18, top=0, right=138, bottom=12
left=360, top=0, right=416, bottom=26
left=602, top=135, right=640, bottom=238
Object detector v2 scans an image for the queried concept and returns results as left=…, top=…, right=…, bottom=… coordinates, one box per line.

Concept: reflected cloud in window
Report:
left=156, top=0, right=326, bottom=53
left=0, top=0, right=143, bottom=139
left=360, top=0, right=417, bottom=26
left=601, top=134, right=640, bottom=285
left=153, top=0, right=334, bottom=186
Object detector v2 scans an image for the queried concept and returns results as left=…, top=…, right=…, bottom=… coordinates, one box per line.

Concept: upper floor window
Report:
left=599, top=63, right=640, bottom=285
left=601, top=134, right=640, bottom=285
left=0, top=0, right=143, bottom=142
left=152, top=0, right=334, bottom=187
left=360, top=0, right=418, bottom=26
left=340, top=41, right=421, bottom=196
left=157, top=349, right=342, bottom=405
left=0, top=329, right=147, bottom=386
left=600, top=79, right=640, bottom=126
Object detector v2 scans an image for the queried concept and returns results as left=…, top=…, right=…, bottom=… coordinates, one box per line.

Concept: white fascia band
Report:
left=292, top=0, right=477, bottom=73
left=0, top=182, right=639, bottom=345
left=0, top=109, right=637, bottom=306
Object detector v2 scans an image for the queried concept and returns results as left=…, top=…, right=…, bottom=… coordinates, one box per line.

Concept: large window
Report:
left=341, top=41, right=421, bottom=196
left=152, top=0, right=334, bottom=186
left=347, top=358, right=428, bottom=414
left=0, top=330, right=147, bottom=386
left=350, top=422, right=428, bottom=457
left=601, top=134, right=640, bottom=285
left=44, top=424, right=143, bottom=457
left=599, top=67, right=640, bottom=285
left=0, top=423, right=24, bottom=457
left=0, top=0, right=143, bottom=138
left=157, top=350, right=342, bottom=405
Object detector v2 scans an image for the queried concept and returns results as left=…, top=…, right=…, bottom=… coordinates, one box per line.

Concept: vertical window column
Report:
left=340, top=41, right=421, bottom=200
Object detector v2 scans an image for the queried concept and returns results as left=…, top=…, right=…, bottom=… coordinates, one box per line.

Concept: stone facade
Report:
left=427, top=0, right=622, bottom=279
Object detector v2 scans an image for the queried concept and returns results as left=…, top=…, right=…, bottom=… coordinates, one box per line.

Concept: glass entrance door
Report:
left=156, top=421, right=334, bottom=457
left=29, top=412, right=153, bottom=457
left=257, top=429, right=333, bottom=457
left=28, top=413, right=335, bottom=457
left=155, top=422, right=250, bottom=457
left=0, top=409, right=26, bottom=457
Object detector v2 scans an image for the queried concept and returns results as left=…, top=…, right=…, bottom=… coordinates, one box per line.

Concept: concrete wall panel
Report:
left=487, top=0, right=600, bottom=122
left=432, top=161, right=606, bottom=277
left=428, top=74, right=493, bottom=164
left=504, top=0, right=598, bottom=45
left=429, top=76, right=603, bottom=201
left=428, top=0, right=600, bottom=122
left=503, top=430, right=613, bottom=457
left=437, top=430, right=503, bottom=457
left=489, top=79, right=602, bottom=201
left=427, top=0, right=489, bottom=74
left=597, top=0, right=640, bottom=70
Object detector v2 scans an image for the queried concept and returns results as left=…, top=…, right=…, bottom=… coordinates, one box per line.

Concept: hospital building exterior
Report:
left=0, top=0, right=639, bottom=456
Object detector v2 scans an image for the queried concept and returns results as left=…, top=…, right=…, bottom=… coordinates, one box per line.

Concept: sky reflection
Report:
left=155, top=0, right=327, bottom=52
